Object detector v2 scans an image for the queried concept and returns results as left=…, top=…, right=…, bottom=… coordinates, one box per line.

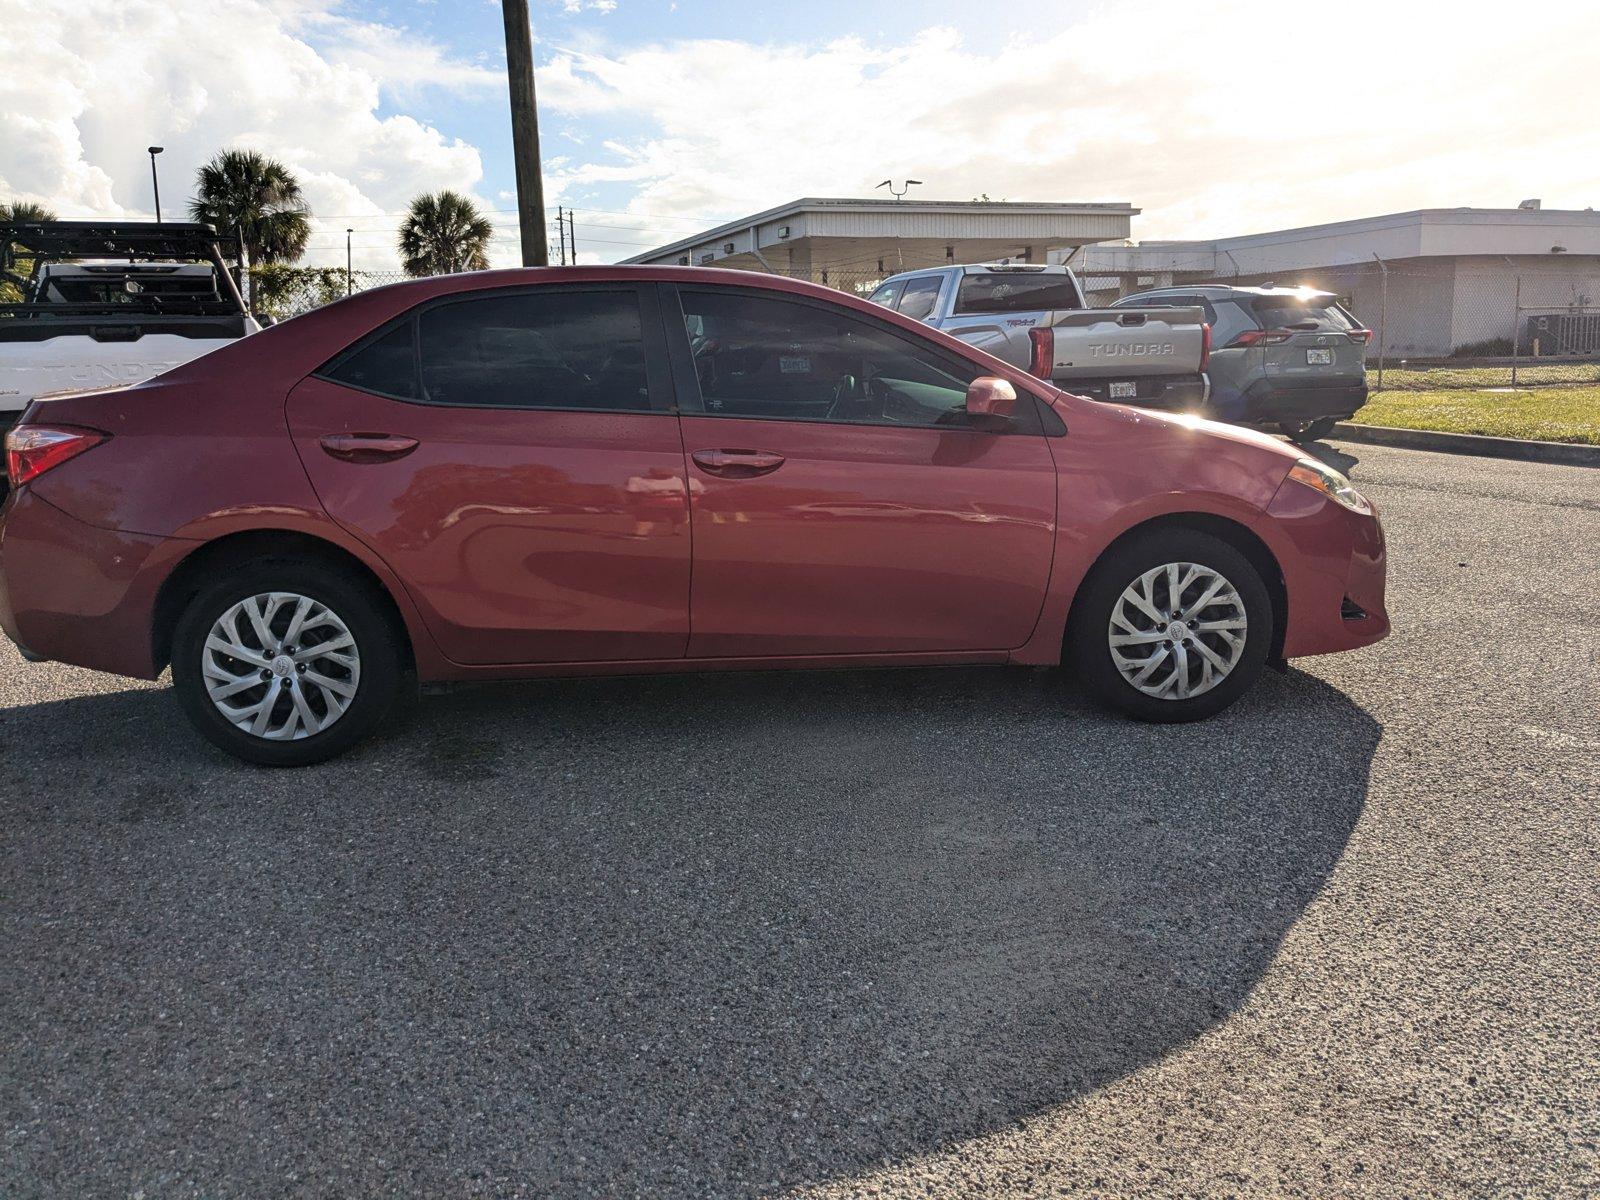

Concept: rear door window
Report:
left=416, top=288, right=652, bottom=410
left=895, top=275, right=944, bottom=322
left=953, top=272, right=1083, bottom=314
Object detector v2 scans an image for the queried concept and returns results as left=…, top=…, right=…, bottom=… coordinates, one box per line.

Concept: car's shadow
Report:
left=1300, top=439, right=1361, bottom=477
left=2, top=663, right=1380, bottom=1196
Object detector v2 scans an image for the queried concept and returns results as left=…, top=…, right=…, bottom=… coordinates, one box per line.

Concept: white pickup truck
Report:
left=1, top=222, right=257, bottom=475
left=868, top=262, right=1209, bottom=410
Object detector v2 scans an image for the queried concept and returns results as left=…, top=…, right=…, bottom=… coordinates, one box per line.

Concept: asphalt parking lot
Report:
left=2, top=442, right=1597, bottom=1198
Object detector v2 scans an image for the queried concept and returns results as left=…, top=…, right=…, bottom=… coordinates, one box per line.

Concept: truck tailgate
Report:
left=1039, top=306, right=1207, bottom=381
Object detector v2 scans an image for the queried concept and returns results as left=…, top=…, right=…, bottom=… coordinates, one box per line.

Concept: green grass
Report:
left=1349, top=386, right=1600, bottom=445
left=1374, top=363, right=1600, bottom=390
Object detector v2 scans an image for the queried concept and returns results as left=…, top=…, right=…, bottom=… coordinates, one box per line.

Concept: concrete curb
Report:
left=1331, top=422, right=1600, bottom=468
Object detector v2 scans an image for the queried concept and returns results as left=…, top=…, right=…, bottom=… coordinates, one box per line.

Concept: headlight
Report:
left=1286, top=457, right=1372, bottom=515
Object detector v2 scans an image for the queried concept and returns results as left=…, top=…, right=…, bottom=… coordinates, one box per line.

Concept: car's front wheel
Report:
left=171, top=561, right=402, bottom=766
left=1067, top=529, right=1273, bottom=723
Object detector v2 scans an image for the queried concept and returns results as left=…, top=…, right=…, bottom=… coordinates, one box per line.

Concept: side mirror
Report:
left=965, top=376, right=1018, bottom=424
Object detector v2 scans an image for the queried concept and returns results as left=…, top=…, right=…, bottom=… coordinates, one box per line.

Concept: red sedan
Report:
left=0, top=267, right=1388, bottom=765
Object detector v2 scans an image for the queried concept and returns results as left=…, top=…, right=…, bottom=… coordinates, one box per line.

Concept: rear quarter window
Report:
left=318, top=321, right=420, bottom=399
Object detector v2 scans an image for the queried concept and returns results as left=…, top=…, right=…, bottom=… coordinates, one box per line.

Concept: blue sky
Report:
left=9, top=0, right=1600, bottom=271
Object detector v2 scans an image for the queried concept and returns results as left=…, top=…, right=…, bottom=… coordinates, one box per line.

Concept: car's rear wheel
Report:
left=1067, top=529, right=1273, bottom=723
left=171, top=561, right=401, bottom=766
left=1279, top=416, right=1338, bottom=442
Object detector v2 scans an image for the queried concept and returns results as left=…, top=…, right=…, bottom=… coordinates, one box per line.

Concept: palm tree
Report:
left=1, top=201, right=59, bottom=303
left=0, top=200, right=58, bottom=223
left=188, top=150, right=310, bottom=267
left=397, top=191, right=494, bottom=277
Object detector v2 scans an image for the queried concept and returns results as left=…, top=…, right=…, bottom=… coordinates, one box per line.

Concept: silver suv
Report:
left=1113, top=285, right=1371, bottom=441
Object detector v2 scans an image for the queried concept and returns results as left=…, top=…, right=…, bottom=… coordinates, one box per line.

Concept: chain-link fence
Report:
left=1362, top=265, right=1600, bottom=392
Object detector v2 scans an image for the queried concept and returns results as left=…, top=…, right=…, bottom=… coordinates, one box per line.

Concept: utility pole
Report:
left=501, top=0, right=548, bottom=267
left=147, top=146, right=164, bottom=223
left=346, top=228, right=354, bottom=296
left=556, top=206, right=566, bottom=265
left=566, top=209, right=576, bottom=264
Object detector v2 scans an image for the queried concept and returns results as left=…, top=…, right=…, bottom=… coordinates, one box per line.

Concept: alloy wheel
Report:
left=1107, top=562, right=1248, bottom=700
left=201, top=592, right=361, bottom=740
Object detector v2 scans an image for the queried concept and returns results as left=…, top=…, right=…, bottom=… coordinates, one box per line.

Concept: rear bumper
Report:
left=0, top=487, right=184, bottom=679
left=1228, top=379, right=1369, bottom=425
left=1264, top=474, right=1389, bottom=658
left=1062, top=374, right=1208, bottom=411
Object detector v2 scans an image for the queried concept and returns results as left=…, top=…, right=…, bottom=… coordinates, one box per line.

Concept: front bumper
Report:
left=1264, top=474, right=1389, bottom=658
left=0, top=486, right=182, bottom=679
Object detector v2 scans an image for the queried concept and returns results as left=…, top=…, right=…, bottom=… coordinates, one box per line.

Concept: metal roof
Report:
left=622, top=196, right=1138, bottom=270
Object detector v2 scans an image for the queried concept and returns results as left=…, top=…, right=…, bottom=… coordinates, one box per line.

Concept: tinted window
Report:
left=679, top=289, right=985, bottom=429
left=1120, top=294, right=1217, bottom=323
left=1250, top=296, right=1355, bottom=332
left=867, top=280, right=905, bottom=309
left=953, top=272, right=1082, bottom=314
left=322, top=321, right=420, bottom=399
left=896, top=275, right=943, bottom=321
left=416, top=289, right=650, bottom=410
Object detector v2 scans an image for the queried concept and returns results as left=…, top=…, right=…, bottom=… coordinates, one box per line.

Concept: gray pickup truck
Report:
left=868, top=263, right=1209, bottom=410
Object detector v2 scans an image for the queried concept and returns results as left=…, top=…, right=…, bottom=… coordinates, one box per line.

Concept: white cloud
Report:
left=539, top=2, right=1600, bottom=246
left=0, top=0, right=499, bottom=269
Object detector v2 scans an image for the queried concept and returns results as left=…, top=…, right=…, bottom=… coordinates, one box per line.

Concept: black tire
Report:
left=1067, top=529, right=1273, bottom=723
left=171, top=559, right=403, bottom=766
left=1279, top=416, right=1338, bottom=443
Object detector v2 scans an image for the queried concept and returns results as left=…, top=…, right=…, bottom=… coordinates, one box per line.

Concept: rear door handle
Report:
left=319, top=433, right=419, bottom=463
left=691, top=449, right=786, bottom=477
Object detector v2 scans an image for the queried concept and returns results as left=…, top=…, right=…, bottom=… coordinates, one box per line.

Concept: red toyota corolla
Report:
left=0, top=267, right=1388, bottom=765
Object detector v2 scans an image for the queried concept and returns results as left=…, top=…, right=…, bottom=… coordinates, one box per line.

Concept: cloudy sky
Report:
left=4, top=0, right=1598, bottom=270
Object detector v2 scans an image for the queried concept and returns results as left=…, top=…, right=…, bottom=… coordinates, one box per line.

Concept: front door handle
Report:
left=691, top=449, right=786, bottom=477
left=320, top=433, right=419, bottom=463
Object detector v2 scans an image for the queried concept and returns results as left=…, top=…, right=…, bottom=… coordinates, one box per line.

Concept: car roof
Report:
left=172, top=264, right=1061, bottom=400
left=876, top=261, right=1071, bottom=286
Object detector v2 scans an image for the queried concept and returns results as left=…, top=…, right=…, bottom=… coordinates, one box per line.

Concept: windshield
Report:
left=954, top=272, right=1082, bottom=315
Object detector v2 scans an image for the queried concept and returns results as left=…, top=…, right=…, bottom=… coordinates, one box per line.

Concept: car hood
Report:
left=1045, top=392, right=1304, bottom=515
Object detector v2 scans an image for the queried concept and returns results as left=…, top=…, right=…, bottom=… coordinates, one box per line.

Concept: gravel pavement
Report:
left=1, top=442, right=1596, bottom=1197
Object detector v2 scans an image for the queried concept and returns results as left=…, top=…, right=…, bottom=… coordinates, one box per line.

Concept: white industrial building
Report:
left=1066, top=206, right=1600, bottom=358
left=622, top=196, right=1139, bottom=286
left=624, top=198, right=1599, bottom=360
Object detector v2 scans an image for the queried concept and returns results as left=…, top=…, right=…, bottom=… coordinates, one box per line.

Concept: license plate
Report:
left=1109, top=381, right=1137, bottom=399
left=1306, top=348, right=1334, bottom=365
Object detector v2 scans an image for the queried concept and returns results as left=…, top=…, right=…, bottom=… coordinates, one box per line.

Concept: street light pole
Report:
left=501, top=0, right=549, bottom=267
left=147, top=146, right=164, bottom=223
left=346, top=228, right=354, bottom=296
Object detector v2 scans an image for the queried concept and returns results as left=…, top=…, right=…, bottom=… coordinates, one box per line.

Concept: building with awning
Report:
left=621, top=196, right=1138, bottom=290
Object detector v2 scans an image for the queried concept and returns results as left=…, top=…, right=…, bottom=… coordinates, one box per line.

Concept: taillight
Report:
left=1346, top=328, right=1373, bottom=345
left=1199, top=322, right=1212, bottom=373
left=1028, top=326, right=1054, bottom=379
left=1226, top=328, right=1295, bottom=348
left=4, top=424, right=108, bottom=487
